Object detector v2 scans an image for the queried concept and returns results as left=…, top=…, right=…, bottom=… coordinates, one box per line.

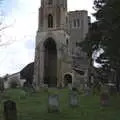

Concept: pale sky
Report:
left=0, top=0, right=95, bottom=76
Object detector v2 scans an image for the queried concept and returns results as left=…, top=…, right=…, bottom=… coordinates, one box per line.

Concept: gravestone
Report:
left=4, top=100, right=17, bottom=120
left=84, top=87, right=91, bottom=96
left=100, top=92, right=109, bottom=106
left=48, top=94, right=60, bottom=112
left=69, top=91, right=79, bottom=107
left=68, top=84, right=72, bottom=90
left=100, top=85, right=110, bottom=106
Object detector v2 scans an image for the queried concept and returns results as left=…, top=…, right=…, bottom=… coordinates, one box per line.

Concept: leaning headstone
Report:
left=48, top=94, right=60, bottom=112
left=4, top=100, right=17, bottom=120
left=69, top=91, right=79, bottom=107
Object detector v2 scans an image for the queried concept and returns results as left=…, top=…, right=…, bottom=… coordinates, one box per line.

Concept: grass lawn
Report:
left=0, top=88, right=120, bottom=120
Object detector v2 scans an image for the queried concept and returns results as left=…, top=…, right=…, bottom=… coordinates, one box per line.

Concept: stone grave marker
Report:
left=4, top=100, right=17, bottom=120
left=100, top=92, right=109, bottom=106
left=84, top=87, right=91, bottom=96
left=69, top=91, right=79, bottom=107
left=100, top=85, right=110, bottom=106
left=48, top=94, right=60, bottom=112
left=68, top=84, right=72, bottom=90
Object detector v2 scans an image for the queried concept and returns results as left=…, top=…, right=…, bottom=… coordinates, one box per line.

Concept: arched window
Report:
left=64, top=74, right=72, bottom=86
left=77, top=19, right=80, bottom=27
left=48, top=14, right=53, bottom=28
left=66, top=39, right=68, bottom=45
left=73, top=19, right=76, bottom=28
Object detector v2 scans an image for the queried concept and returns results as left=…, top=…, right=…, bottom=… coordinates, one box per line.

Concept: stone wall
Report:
left=4, top=73, right=26, bottom=89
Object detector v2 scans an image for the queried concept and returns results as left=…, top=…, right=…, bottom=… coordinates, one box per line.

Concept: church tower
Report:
left=38, top=0, right=67, bottom=32
left=34, top=0, right=70, bottom=88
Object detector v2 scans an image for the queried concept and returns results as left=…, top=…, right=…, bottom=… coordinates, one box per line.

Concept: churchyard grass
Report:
left=0, top=88, right=120, bottom=120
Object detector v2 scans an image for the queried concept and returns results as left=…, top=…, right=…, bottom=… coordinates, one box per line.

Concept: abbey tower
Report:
left=33, top=0, right=89, bottom=89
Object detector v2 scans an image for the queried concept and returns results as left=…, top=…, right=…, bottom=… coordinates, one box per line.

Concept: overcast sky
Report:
left=0, top=0, right=95, bottom=76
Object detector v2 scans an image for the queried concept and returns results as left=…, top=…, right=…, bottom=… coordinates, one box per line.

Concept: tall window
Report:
left=73, top=19, right=80, bottom=28
left=66, top=39, right=68, bottom=45
left=77, top=19, right=80, bottom=27
left=48, top=0, right=53, bottom=5
left=48, top=14, right=53, bottom=28
left=66, top=17, right=68, bottom=24
left=74, top=20, right=76, bottom=28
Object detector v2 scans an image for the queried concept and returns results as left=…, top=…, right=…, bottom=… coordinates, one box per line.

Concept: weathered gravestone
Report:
left=48, top=94, right=60, bottom=112
left=100, top=86, right=110, bottom=106
left=69, top=91, right=79, bottom=107
left=100, top=92, right=109, bottom=106
left=84, top=87, right=91, bottom=96
left=4, top=100, right=17, bottom=120
left=68, top=84, right=72, bottom=90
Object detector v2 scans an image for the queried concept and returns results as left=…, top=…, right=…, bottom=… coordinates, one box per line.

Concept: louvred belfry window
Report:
left=48, top=14, right=53, bottom=28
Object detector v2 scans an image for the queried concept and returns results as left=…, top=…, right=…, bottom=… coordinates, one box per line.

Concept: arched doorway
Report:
left=44, top=38, right=57, bottom=87
left=48, top=14, right=53, bottom=28
left=64, top=74, right=72, bottom=86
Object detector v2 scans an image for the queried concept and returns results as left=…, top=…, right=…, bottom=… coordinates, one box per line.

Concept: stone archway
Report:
left=44, top=38, right=57, bottom=87
left=64, top=74, right=72, bottom=86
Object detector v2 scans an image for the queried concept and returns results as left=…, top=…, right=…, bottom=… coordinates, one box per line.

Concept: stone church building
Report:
left=33, top=0, right=89, bottom=89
